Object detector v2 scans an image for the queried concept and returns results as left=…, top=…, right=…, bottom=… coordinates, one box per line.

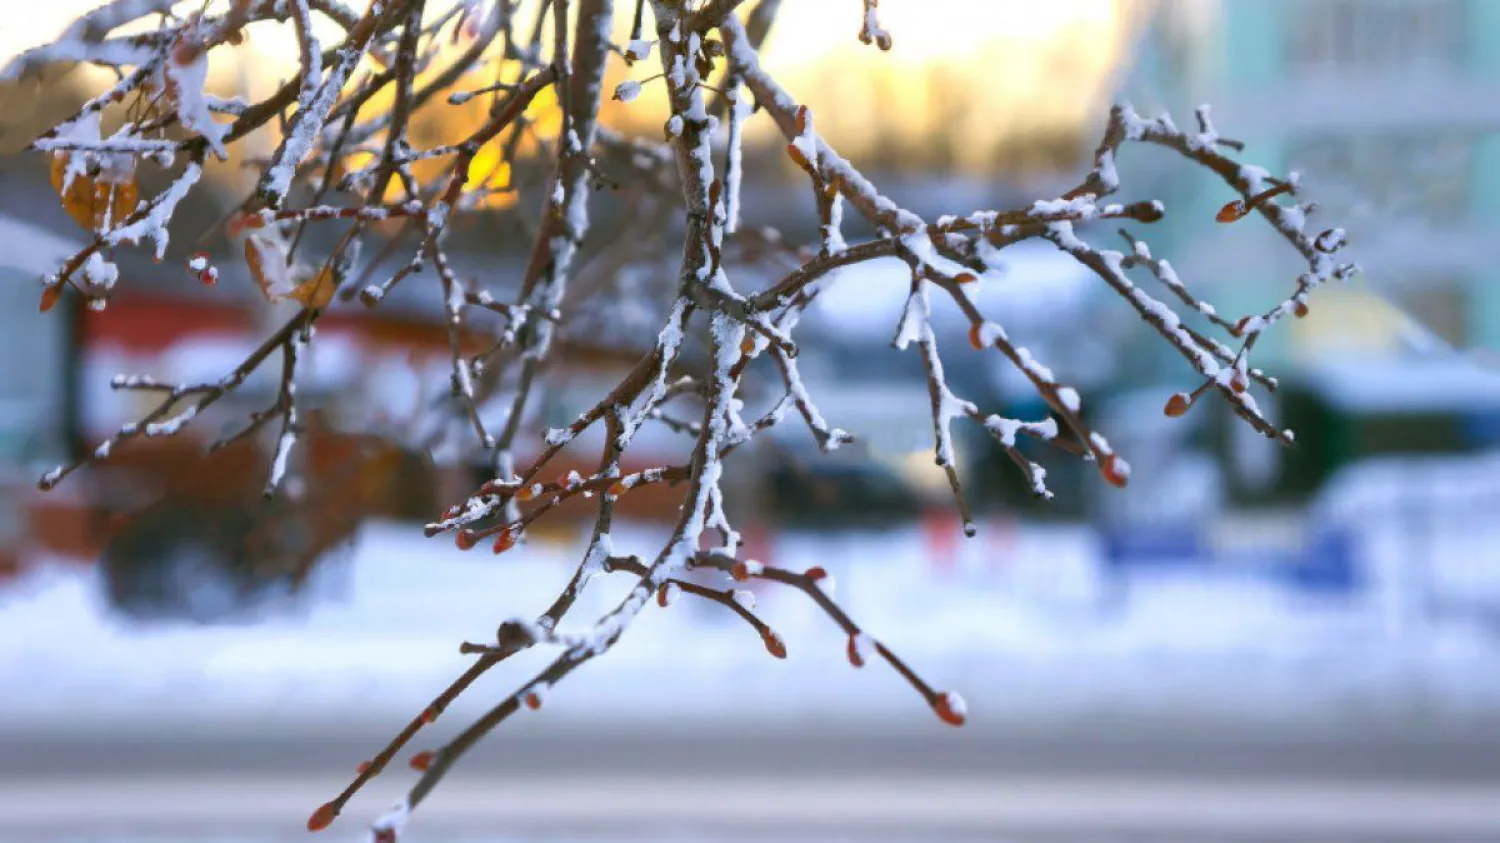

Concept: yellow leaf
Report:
left=245, top=234, right=296, bottom=302
left=290, top=265, right=337, bottom=309
left=49, top=153, right=139, bottom=233
left=246, top=233, right=336, bottom=309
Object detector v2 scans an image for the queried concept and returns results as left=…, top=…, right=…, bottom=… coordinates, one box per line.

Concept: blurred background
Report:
left=3, top=0, right=1500, bottom=840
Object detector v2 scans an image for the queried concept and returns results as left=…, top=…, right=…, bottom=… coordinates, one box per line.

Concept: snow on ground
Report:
left=2, top=516, right=1500, bottom=735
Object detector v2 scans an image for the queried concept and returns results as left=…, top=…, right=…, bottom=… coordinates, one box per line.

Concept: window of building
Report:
left=1285, top=131, right=1473, bottom=222
left=1393, top=278, right=1471, bottom=348
left=1288, top=0, right=1464, bottom=71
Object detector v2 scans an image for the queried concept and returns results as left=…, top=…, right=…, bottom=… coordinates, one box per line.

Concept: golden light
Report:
left=604, top=0, right=1134, bottom=173
left=4, top=1, right=1134, bottom=177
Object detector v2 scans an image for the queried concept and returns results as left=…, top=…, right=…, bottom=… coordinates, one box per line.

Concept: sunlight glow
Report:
left=4, top=1, right=1135, bottom=176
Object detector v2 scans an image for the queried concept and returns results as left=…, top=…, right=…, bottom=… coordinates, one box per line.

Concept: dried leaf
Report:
left=289, top=265, right=337, bottom=309
left=246, top=233, right=329, bottom=307
left=49, top=153, right=138, bottom=232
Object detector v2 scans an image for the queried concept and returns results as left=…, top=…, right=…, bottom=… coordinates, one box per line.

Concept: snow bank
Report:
left=1, top=518, right=1498, bottom=734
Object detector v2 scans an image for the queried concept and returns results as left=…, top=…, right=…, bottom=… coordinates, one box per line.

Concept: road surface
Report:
left=4, top=723, right=1499, bottom=841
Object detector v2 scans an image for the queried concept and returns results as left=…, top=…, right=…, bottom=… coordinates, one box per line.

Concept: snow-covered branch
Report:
left=7, top=1, right=1357, bottom=839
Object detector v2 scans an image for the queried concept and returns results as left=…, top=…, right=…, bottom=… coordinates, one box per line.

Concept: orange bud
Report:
left=934, top=691, right=967, bottom=727
left=515, top=485, right=537, bottom=502
left=954, top=272, right=979, bottom=285
left=524, top=690, right=543, bottom=710
left=39, top=285, right=63, bottom=313
left=455, top=529, right=478, bottom=551
left=356, top=761, right=372, bottom=775
left=785, top=142, right=811, bottom=173
left=740, top=336, right=756, bottom=355
left=422, top=706, right=438, bottom=723
left=1101, top=454, right=1130, bottom=488
left=968, top=324, right=984, bottom=351
left=607, top=481, right=627, bottom=498
left=307, top=802, right=338, bottom=832
left=409, top=750, right=434, bottom=772
left=1216, top=200, right=1247, bottom=223
left=762, top=630, right=787, bottom=659
left=1294, top=301, right=1309, bottom=319
left=1230, top=370, right=1249, bottom=394
left=1231, top=316, right=1253, bottom=337
left=805, top=566, right=827, bottom=582
left=794, top=105, right=811, bottom=136
left=1163, top=392, right=1192, bottom=418
left=492, top=529, right=516, bottom=555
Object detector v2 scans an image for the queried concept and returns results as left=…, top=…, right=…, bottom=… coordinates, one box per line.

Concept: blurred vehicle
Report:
left=764, top=450, right=923, bottom=528
left=92, top=423, right=433, bottom=622
left=1213, top=356, right=1500, bottom=504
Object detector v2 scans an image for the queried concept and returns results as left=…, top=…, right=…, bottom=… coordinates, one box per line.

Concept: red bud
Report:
left=356, top=761, right=372, bottom=775
left=805, top=566, right=827, bottom=582
left=307, top=802, right=338, bottom=832
left=1163, top=392, right=1192, bottom=418
left=492, top=529, right=516, bottom=555
left=1216, top=200, right=1247, bottom=223
left=934, top=691, right=967, bottom=727
left=968, top=324, right=985, bottom=350
left=409, top=750, right=434, bottom=771
left=455, top=529, right=477, bottom=551
left=762, top=630, right=787, bottom=659
left=1101, top=454, right=1130, bottom=488
left=786, top=142, right=811, bottom=173
left=39, top=285, right=62, bottom=313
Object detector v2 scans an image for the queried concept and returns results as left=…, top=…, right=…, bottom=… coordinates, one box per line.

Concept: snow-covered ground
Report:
left=4, top=511, right=1500, bottom=737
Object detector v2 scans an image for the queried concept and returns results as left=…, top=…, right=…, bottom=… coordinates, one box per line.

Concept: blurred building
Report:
left=1121, top=0, right=1500, bottom=365
left=1085, top=0, right=1500, bottom=508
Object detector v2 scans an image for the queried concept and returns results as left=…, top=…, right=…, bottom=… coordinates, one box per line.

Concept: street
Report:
left=5, top=724, right=1499, bottom=841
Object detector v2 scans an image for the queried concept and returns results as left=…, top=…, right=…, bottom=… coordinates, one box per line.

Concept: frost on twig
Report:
left=8, top=1, right=1355, bottom=838
left=858, top=0, right=893, bottom=50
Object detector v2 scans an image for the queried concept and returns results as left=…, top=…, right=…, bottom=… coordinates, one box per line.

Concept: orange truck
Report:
left=0, top=284, right=684, bottom=621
